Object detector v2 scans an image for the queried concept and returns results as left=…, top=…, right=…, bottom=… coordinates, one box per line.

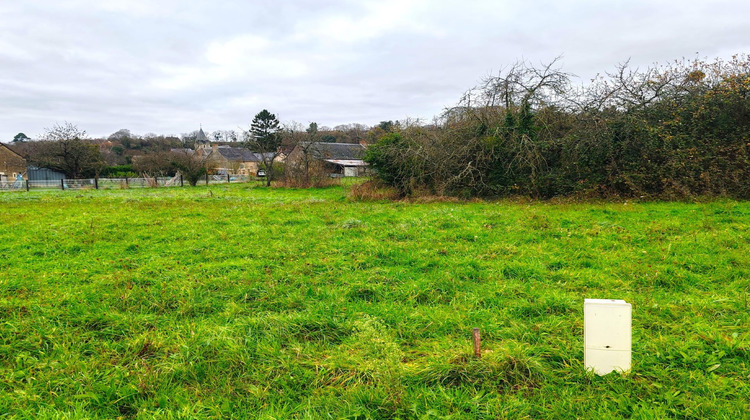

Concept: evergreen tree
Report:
left=13, top=132, right=30, bottom=142
left=246, top=109, right=281, bottom=186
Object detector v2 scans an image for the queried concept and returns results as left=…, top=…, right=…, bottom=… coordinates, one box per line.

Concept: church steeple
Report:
left=196, top=127, right=209, bottom=143
left=194, top=126, right=211, bottom=152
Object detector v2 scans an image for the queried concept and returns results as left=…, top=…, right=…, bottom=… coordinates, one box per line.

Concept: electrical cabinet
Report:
left=584, top=299, right=631, bottom=375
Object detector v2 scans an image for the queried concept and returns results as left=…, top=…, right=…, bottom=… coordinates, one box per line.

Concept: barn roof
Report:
left=212, top=146, right=275, bottom=162
left=216, top=146, right=261, bottom=162
left=302, top=142, right=366, bottom=160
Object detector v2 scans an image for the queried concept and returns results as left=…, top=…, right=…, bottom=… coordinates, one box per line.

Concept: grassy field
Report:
left=0, top=183, right=748, bottom=419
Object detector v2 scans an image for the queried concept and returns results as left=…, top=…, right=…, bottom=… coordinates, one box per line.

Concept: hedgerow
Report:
left=366, top=55, right=750, bottom=199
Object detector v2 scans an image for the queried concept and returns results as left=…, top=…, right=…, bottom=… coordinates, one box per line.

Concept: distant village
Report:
left=0, top=120, right=400, bottom=184
left=190, top=128, right=368, bottom=178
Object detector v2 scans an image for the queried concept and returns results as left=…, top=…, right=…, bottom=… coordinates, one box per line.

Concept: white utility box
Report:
left=584, top=299, right=631, bottom=375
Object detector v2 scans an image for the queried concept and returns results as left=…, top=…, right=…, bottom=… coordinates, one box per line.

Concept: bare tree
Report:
left=29, top=122, right=104, bottom=178
left=132, top=151, right=175, bottom=176
left=170, top=150, right=210, bottom=186
left=441, top=58, right=574, bottom=195
left=282, top=121, right=333, bottom=187
left=211, top=130, right=239, bottom=143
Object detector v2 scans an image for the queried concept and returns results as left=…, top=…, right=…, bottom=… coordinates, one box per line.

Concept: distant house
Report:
left=170, top=148, right=195, bottom=156
left=287, top=142, right=368, bottom=177
left=0, top=143, right=27, bottom=182
left=204, top=144, right=279, bottom=176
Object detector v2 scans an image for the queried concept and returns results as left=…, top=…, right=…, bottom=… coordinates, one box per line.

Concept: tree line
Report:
left=9, top=109, right=399, bottom=186
left=10, top=112, right=400, bottom=182
left=365, top=55, right=750, bottom=199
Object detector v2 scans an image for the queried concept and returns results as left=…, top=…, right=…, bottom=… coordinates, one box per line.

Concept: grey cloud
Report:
left=1, top=0, right=750, bottom=140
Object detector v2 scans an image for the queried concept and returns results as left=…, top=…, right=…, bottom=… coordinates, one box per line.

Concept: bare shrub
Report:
left=282, top=159, right=339, bottom=188
left=348, top=180, right=400, bottom=201
left=145, top=176, right=159, bottom=188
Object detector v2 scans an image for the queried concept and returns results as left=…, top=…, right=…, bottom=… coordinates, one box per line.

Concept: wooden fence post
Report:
left=227, top=173, right=230, bottom=183
left=61, top=179, right=65, bottom=190
left=472, top=328, right=481, bottom=358
left=205, top=173, right=209, bottom=185
left=94, top=177, right=99, bottom=190
left=180, top=174, right=183, bottom=187
left=26, top=180, right=29, bottom=192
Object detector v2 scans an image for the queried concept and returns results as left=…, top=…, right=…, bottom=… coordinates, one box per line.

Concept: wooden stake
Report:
left=472, top=328, right=481, bottom=358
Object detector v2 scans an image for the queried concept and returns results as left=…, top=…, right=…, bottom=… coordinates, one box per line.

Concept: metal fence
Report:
left=0, top=174, right=258, bottom=192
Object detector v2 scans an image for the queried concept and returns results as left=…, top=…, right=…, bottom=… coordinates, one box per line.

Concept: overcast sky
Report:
left=2, top=0, right=749, bottom=140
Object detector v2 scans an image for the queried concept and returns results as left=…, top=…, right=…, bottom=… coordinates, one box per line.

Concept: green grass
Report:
left=0, top=184, right=748, bottom=419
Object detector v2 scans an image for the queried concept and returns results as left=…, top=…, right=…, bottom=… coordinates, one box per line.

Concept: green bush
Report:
left=101, top=165, right=137, bottom=178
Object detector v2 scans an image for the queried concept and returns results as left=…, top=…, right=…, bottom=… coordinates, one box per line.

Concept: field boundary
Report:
left=0, top=173, right=264, bottom=191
